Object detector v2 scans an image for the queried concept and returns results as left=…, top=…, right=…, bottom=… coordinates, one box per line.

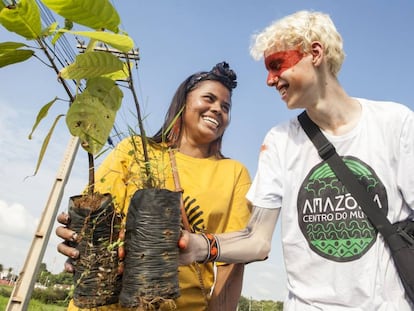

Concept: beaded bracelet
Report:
left=199, top=233, right=220, bottom=263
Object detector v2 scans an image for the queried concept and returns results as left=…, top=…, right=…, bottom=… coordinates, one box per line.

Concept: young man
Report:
left=179, top=10, right=414, bottom=310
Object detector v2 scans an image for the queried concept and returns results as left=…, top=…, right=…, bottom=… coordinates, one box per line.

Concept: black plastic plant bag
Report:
left=68, top=193, right=122, bottom=308
left=119, top=188, right=181, bottom=309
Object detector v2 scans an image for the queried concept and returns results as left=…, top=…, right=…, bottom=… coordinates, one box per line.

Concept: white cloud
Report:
left=0, top=200, right=38, bottom=239
left=0, top=200, right=38, bottom=273
left=0, top=200, right=72, bottom=275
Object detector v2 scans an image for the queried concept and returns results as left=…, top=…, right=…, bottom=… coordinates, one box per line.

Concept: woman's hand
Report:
left=55, top=212, right=126, bottom=274
left=55, top=212, right=79, bottom=273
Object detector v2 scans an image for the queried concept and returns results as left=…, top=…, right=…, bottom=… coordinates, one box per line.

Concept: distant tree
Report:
left=6, top=267, right=13, bottom=279
left=39, top=263, right=48, bottom=273
left=238, top=296, right=283, bottom=311
left=37, top=262, right=52, bottom=286
left=31, top=287, right=69, bottom=306
left=0, top=263, right=3, bottom=272
left=49, top=271, right=73, bottom=286
left=238, top=296, right=250, bottom=311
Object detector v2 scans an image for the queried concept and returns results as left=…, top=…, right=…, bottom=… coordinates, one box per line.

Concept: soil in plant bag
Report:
left=68, top=193, right=122, bottom=308
left=119, top=188, right=182, bottom=310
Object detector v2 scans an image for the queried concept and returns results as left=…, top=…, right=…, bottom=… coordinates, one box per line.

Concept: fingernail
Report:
left=60, top=212, right=68, bottom=221
left=71, top=232, right=78, bottom=242
left=71, top=250, right=79, bottom=259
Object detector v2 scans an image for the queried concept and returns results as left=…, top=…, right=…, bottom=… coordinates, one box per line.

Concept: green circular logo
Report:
left=297, top=156, right=388, bottom=262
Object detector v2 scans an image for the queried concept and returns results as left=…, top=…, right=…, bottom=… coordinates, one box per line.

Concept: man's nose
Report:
left=267, top=73, right=279, bottom=87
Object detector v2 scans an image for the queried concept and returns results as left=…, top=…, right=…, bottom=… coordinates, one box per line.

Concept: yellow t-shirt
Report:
left=68, top=137, right=251, bottom=311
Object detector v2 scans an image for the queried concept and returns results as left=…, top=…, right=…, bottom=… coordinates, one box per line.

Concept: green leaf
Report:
left=28, top=97, right=58, bottom=139
left=59, top=29, right=134, bottom=53
left=0, top=41, right=27, bottom=51
left=66, top=92, right=116, bottom=154
left=164, top=105, right=186, bottom=137
left=41, top=0, right=120, bottom=33
left=51, top=31, right=63, bottom=45
left=0, top=0, right=41, bottom=39
left=85, top=77, right=123, bottom=111
left=0, top=42, right=34, bottom=67
left=101, top=62, right=130, bottom=81
left=32, top=114, right=65, bottom=176
left=41, top=21, right=58, bottom=38
left=0, top=49, right=34, bottom=67
left=59, top=51, right=124, bottom=80
left=64, top=19, right=73, bottom=30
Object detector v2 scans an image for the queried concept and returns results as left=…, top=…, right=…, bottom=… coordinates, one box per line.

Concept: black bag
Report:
left=298, top=111, right=414, bottom=304
left=387, top=219, right=414, bottom=302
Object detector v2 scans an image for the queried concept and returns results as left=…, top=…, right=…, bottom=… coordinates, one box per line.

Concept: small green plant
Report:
left=0, top=0, right=138, bottom=308
left=1, top=1, right=182, bottom=309
left=0, top=0, right=137, bottom=191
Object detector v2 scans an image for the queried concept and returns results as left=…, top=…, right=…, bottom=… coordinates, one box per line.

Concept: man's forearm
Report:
left=179, top=207, right=280, bottom=264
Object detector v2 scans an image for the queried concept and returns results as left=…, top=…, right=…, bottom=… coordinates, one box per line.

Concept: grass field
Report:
left=0, top=286, right=67, bottom=311
left=0, top=295, right=67, bottom=310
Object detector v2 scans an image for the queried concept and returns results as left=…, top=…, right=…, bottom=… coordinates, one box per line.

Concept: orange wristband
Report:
left=199, top=233, right=220, bottom=263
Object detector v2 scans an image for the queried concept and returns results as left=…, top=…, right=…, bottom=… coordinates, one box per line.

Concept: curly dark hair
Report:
left=186, top=61, right=237, bottom=92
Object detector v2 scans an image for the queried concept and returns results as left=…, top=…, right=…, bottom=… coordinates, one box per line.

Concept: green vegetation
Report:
left=0, top=262, right=71, bottom=309
left=0, top=284, right=69, bottom=310
left=0, top=287, right=287, bottom=311
left=0, top=294, right=67, bottom=310
left=238, top=296, right=284, bottom=311
left=36, top=263, right=73, bottom=288
left=1, top=281, right=285, bottom=311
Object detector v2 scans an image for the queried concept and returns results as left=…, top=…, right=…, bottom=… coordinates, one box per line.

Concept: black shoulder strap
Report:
left=297, top=111, right=396, bottom=240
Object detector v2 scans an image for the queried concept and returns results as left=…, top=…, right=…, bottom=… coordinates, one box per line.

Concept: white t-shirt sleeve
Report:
left=397, top=107, right=414, bottom=212
left=247, top=128, right=283, bottom=209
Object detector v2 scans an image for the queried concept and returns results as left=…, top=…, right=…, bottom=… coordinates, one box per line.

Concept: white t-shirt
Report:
left=247, top=98, right=414, bottom=310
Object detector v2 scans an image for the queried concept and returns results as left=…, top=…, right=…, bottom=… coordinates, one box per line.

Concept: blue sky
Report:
left=1, top=0, right=414, bottom=302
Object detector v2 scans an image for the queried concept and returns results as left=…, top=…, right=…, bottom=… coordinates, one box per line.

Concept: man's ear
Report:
left=310, top=41, right=323, bottom=66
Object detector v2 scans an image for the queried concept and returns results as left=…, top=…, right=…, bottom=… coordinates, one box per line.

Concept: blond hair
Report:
left=250, top=10, right=345, bottom=77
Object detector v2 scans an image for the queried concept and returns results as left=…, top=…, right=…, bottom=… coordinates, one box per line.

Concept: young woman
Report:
left=57, top=62, right=252, bottom=311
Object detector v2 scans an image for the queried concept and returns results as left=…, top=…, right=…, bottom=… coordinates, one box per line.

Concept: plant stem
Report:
left=36, top=38, right=75, bottom=102
left=126, top=56, right=154, bottom=188
left=37, top=38, right=96, bottom=193
left=87, top=152, right=95, bottom=195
